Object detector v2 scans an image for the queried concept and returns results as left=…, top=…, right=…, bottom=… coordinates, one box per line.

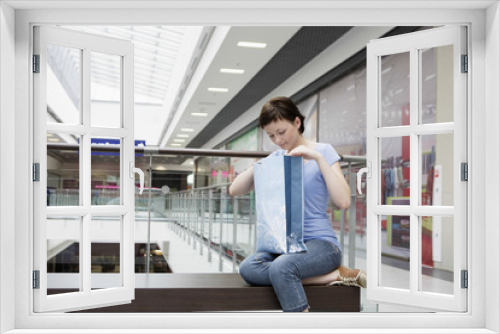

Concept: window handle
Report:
left=130, top=162, right=145, bottom=195
left=356, top=162, right=371, bottom=195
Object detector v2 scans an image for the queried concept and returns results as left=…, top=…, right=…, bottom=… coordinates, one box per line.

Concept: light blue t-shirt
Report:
left=271, top=143, right=342, bottom=250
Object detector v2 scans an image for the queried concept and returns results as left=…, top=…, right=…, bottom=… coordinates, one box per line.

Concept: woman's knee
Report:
left=269, top=257, right=299, bottom=282
left=239, top=253, right=273, bottom=286
left=238, top=256, right=253, bottom=281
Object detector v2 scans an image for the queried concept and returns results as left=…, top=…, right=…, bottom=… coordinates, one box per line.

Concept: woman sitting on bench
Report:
left=229, top=96, right=366, bottom=313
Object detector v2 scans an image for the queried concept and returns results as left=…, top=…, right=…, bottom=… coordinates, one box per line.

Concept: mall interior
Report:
left=39, top=24, right=457, bottom=313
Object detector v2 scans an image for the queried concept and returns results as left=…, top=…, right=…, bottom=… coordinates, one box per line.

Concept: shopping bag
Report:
left=253, top=155, right=307, bottom=254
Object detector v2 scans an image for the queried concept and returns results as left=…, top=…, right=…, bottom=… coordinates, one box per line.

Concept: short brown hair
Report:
left=259, top=96, right=305, bottom=134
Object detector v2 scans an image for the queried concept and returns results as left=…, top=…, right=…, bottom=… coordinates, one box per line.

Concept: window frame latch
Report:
left=33, top=163, right=40, bottom=182
left=461, top=270, right=468, bottom=289
left=461, top=162, right=468, bottom=181
left=461, top=54, right=468, bottom=73
left=33, top=54, right=40, bottom=73
left=33, top=270, right=40, bottom=289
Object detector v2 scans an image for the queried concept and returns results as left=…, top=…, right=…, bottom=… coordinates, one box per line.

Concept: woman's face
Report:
left=263, top=117, right=301, bottom=151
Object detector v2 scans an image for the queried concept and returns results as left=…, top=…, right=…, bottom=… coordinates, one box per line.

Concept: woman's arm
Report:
left=316, top=159, right=351, bottom=209
left=290, top=145, right=351, bottom=209
left=228, top=165, right=255, bottom=196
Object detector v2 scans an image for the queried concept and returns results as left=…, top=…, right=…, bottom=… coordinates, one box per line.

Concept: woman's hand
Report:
left=289, top=145, right=321, bottom=161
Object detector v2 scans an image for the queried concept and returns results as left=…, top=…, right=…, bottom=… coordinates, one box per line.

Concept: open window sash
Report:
left=365, top=26, right=467, bottom=312
left=33, top=26, right=135, bottom=312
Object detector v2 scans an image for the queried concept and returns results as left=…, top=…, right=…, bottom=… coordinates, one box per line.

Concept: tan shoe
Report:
left=328, top=266, right=367, bottom=288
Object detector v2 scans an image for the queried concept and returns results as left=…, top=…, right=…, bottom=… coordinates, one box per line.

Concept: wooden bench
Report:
left=51, top=273, right=360, bottom=313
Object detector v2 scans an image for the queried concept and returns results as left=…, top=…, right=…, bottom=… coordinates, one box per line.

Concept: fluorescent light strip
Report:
left=208, top=87, right=229, bottom=93
left=180, top=128, right=194, bottom=132
left=237, top=41, right=267, bottom=49
left=174, top=139, right=185, bottom=143
left=220, top=68, right=245, bottom=74
left=191, top=112, right=208, bottom=117
left=177, top=134, right=189, bottom=138
left=170, top=143, right=182, bottom=147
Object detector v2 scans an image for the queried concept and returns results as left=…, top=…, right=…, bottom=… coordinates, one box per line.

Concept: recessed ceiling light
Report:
left=174, top=139, right=185, bottom=143
left=180, top=128, right=194, bottom=132
left=208, top=87, right=229, bottom=93
left=170, top=143, right=182, bottom=147
left=191, top=112, right=208, bottom=117
left=237, top=41, right=267, bottom=49
left=177, top=134, right=189, bottom=138
left=220, top=68, right=245, bottom=74
left=382, top=66, right=392, bottom=75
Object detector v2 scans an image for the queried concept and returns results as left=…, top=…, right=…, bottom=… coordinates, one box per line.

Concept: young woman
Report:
left=229, top=96, right=366, bottom=312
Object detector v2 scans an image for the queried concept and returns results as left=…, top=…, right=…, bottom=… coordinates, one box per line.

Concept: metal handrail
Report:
left=47, top=143, right=367, bottom=164
left=47, top=143, right=270, bottom=158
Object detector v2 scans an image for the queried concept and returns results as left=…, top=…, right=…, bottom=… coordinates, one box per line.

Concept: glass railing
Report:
left=164, top=185, right=256, bottom=273
left=46, top=144, right=367, bottom=277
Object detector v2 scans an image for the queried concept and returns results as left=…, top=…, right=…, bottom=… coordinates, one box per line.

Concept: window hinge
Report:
left=33, top=270, right=40, bottom=289
left=461, top=270, right=468, bottom=289
left=461, top=162, right=468, bottom=181
left=33, top=54, right=40, bottom=73
left=461, top=54, right=468, bottom=73
left=33, top=163, right=40, bottom=182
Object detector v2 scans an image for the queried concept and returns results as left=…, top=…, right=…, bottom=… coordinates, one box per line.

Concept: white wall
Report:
left=485, top=2, right=500, bottom=333
left=0, top=2, right=16, bottom=333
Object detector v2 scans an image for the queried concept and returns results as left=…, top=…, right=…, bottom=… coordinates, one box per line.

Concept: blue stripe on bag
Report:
left=284, top=156, right=292, bottom=252
left=287, top=156, right=306, bottom=253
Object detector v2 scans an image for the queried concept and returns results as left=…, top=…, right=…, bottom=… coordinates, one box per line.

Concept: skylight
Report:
left=48, top=25, right=204, bottom=144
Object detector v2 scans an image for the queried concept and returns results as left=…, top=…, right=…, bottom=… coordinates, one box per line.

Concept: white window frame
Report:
left=365, top=26, right=468, bottom=312
left=33, top=26, right=136, bottom=313
left=1, top=2, right=497, bottom=333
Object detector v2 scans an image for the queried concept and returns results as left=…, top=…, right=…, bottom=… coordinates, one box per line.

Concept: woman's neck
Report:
left=286, top=136, right=314, bottom=154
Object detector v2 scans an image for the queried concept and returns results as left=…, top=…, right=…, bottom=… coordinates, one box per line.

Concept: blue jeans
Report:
left=239, top=239, right=342, bottom=312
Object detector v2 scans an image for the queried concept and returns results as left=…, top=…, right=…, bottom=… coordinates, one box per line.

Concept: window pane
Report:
left=380, top=52, right=410, bottom=127
left=420, top=216, right=454, bottom=295
left=318, top=65, right=367, bottom=156
left=91, top=215, right=122, bottom=289
left=381, top=215, right=410, bottom=290
left=91, top=52, right=121, bottom=128
left=47, top=133, right=80, bottom=206
left=421, top=133, right=454, bottom=206
left=46, top=44, right=81, bottom=125
left=380, top=137, right=410, bottom=205
left=420, top=45, right=454, bottom=124
left=91, top=137, right=121, bottom=206
left=47, top=216, right=81, bottom=295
